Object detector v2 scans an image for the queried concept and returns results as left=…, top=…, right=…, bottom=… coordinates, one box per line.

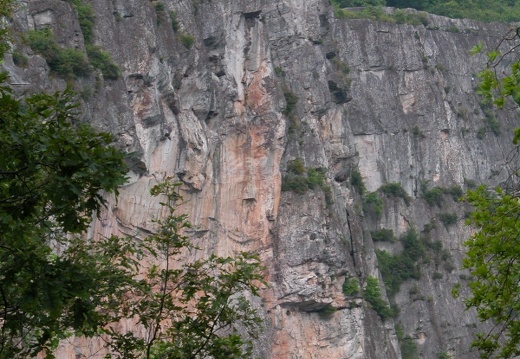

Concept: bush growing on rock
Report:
left=342, top=277, right=360, bottom=296
left=379, top=182, right=411, bottom=204
left=363, top=276, right=393, bottom=320
left=363, top=191, right=383, bottom=216
left=282, top=159, right=330, bottom=200
left=179, top=33, right=195, bottom=48
left=349, top=169, right=366, bottom=194
left=26, top=28, right=91, bottom=78
left=370, top=228, right=396, bottom=242
left=439, top=212, right=457, bottom=227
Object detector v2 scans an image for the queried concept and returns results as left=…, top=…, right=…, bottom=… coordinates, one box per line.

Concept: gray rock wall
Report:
left=6, top=1, right=519, bottom=358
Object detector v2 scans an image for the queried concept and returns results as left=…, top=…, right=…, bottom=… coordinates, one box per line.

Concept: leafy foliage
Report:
left=400, top=336, right=419, bottom=359
left=26, top=28, right=91, bottom=78
left=350, top=169, right=366, bottom=194
left=169, top=10, right=180, bottom=32
left=333, top=4, right=428, bottom=25
left=371, top=228, right=396, bottom=242
left=282, top=90, right=299, bottom=117
left=0, top=5, right=264, bottom=355
left=332, top=0, right=520, bottom=22
left=11, top=50, right=28, bottom=67
left=154, top=1, right=167, bottom=25
left=86, top=44, right=120, bottom=80
left=412, top=125, right=426, bottom=138
left=462, top=186, right=520, bottom=358
left=446, top=185, right=464, bottom=201
left=0, top=90, right=264, bottom=356
left=0, top=0, right=10, bottom=58
left=100, top=180, right=266, bottom=359
left=364, top=276, right=393, bottom=320
left=376, top=227, right=453, bottom=306
left=65, top=0, right=95, bottom=44
left=316, top=305, right=337, bottom=320
left=376, top=229, right=423, bottom=299
left=28, top=0, right=120, bottom=80
left=333, top=0, right=384, bottom=6
left=379, top=182, right=411, bottom=204
left=420, top=181, right=464, bottom=206
left=363, top=191, right=383, bottom=217
left=0, top=87, right=127, bottom=232
left=438, top=212, right=457, bottom=227
left=393, top=8, right=429, bottom=25
left=0, top=82, right=128, bottom=355
left=282, top=159, right=330, bottom=203
left=67, top=0, right=121, bottom=80
left=179, top=33, right=195, bottom=48
left=420, top=180, right=445, bottom=207
left=394, top=323, right=419, bottom=359
left=342, top=277, right=360, bottom=296
left=463, top=29, right=520, bottom=358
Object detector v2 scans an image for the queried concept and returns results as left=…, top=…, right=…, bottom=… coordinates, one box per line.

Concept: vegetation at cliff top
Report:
left=331, top=0, right=520, bottom=23
left=334, top=4, right=429, bottom=25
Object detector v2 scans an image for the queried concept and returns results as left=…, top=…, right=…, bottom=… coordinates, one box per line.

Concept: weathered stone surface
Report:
left=7, top=1, right=519, bottom=358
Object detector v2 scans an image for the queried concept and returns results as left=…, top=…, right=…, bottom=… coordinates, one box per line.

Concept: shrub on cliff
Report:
left=364, top=276, right=393, bottom=320
left=350, top=168, right=366, bottom=194
left=379, top=182, right=411, bottom=204
left=26, top=28, right=91, bottom=78
left=371, top=228, right=396, bottom=242
left=282, top=159, right=329, bottom=194
left=179, top=32, right=195, bottom=48
left=342, top=277, right=360, bottom=296
left=362, top=191, right=383, bottom=216
left=29, top=0, right=121, bottom=80
left=86, top=44, right=120, bottom=80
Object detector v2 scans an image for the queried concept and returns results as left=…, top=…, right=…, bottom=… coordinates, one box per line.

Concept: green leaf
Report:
left=487, top=50, right=500, bottom=63
left=469, top=42, right=484, bottom=56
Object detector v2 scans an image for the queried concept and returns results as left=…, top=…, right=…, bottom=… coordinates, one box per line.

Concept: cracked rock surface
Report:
left=6, top=1, right=519, bottom=358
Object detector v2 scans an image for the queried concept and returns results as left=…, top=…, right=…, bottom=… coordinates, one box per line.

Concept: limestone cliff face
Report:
left=6, top=1, right=519, bottom=358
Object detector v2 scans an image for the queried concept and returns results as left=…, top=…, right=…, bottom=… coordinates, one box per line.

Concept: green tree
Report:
left=463, top=187, right=520, bottom=358
left=0, top=79, right=129, bottom=356
left=333, top=0, right=385, bottom=6
left=459, top=30, right=520, bottom=358
left=102, top=180, right=265, bottom=359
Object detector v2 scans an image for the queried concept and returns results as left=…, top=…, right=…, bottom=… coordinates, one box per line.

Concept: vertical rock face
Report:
left=6, top=1, right=519, bottom=358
